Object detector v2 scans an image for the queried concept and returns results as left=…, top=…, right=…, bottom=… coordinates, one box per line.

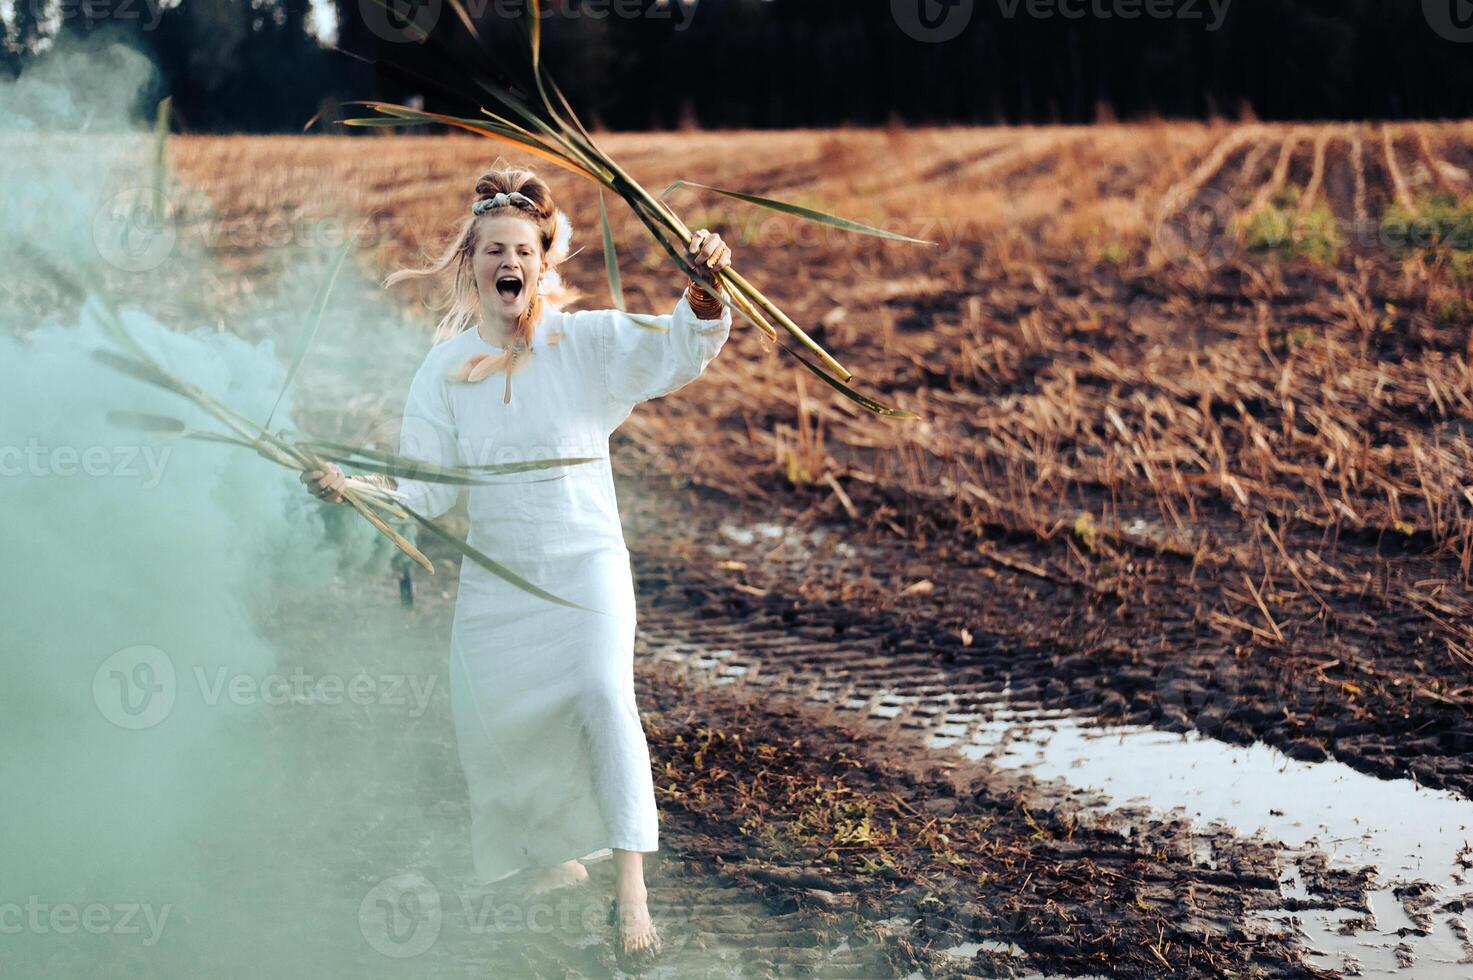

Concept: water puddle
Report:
left=944, top=707, right=1473, bottom=977
left=651, top=627, right=1473, bottom=976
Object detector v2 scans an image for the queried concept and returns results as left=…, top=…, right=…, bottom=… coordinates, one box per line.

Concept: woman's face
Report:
left=472, top=214, right=545, bottom=320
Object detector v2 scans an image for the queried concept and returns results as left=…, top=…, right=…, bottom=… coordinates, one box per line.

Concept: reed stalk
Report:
left=340, top=0, right=929, bottom=420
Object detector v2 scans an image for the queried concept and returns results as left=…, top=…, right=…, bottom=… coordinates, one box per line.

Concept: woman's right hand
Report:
left=300, top=462, right=348, bottom=504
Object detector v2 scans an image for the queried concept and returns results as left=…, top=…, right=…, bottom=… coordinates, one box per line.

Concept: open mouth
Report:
left=495, top=276, right=523, bottom=302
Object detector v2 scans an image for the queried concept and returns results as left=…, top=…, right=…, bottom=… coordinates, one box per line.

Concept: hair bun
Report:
left=471, top=191, right=542, bottom=216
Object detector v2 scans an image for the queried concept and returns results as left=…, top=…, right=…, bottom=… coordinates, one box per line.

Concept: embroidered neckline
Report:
left=473, top=329, right=533, bottom=354
left=472, top=306, right=563, bottom=352
left=450, top=312, right=564, bottom=403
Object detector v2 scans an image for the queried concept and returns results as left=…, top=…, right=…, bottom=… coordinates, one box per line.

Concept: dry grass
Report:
left=157, top=122, right=1473, bottom=685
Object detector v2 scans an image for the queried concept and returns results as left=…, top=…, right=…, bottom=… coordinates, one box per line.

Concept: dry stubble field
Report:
left=88, top=122, right=1473, bottom=976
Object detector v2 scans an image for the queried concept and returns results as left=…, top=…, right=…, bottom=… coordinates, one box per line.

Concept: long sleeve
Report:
left=602, top=291, right=732, bottom=405
left=394, top=352, right=462, bottom=519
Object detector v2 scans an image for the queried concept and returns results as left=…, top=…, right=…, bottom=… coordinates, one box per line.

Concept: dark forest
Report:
left=2, top=0, right=1470, bottom=132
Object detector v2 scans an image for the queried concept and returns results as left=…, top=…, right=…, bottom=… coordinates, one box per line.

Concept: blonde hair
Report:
left=385, top=159, right=580, bottom=346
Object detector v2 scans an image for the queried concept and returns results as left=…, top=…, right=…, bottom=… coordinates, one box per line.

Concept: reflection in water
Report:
left=945, top=707, right=1473, bottom=978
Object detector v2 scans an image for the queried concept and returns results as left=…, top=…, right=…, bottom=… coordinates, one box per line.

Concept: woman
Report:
left=300, top=163, right=733, bottom=963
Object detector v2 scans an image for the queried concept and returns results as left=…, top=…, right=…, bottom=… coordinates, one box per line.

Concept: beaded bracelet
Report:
left=685, top=278, right=726, bottom=320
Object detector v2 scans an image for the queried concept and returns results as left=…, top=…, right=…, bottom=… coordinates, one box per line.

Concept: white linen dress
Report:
left=392, top=292, right=731, bottom=883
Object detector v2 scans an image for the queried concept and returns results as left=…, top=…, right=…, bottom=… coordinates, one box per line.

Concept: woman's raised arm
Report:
left=601, top=288, right=732, bottom=405
left=600, top=228, right=734, bottom=406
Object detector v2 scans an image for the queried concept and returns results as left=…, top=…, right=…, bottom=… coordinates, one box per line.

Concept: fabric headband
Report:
left=471, top=191, right=540, bottom=216
left=463, top=191, right=576, bottom=298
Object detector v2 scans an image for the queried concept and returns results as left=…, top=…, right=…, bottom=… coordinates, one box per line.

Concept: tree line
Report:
left=3, top=0, right=1469, bottom=132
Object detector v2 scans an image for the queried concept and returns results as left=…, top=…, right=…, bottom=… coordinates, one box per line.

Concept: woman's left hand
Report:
left=687, top=228, right=732, bottom=287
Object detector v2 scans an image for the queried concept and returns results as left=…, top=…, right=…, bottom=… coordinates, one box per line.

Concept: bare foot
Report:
left=612, top=884, right=661, bottom=964
left=524, top=859, right=588, bottom=896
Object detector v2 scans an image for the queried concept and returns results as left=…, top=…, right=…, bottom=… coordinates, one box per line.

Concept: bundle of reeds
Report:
left=339, top=0, right=928, bottom=420
left=22, top=239, right=595, bottom=611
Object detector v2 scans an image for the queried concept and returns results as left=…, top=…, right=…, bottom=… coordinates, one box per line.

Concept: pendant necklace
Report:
left=448, top=320, right=539, bottom=402
left=503, top=338, right=528, bottom=404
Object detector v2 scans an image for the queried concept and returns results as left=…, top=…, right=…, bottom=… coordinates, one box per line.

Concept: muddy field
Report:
left=27, top=122, right=1473, bottom=977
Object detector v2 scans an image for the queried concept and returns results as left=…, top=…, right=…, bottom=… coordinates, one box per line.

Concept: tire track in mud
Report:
left=613, top=462, right=1473, bottom=805
left=602, top=481, right=1351, bottom=978
left=637, top=668, right=1328, bottom=980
